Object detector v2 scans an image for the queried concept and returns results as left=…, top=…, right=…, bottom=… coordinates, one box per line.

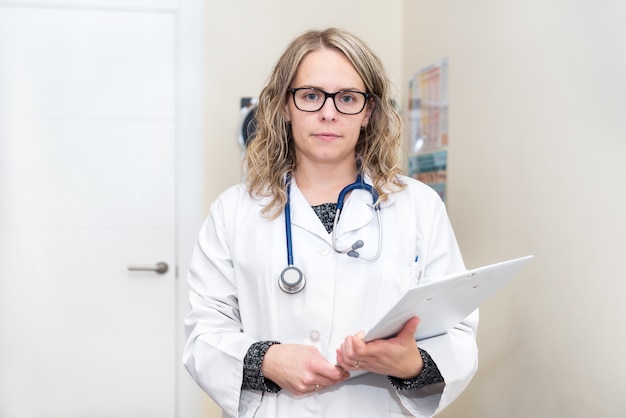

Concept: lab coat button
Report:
left=318, top=248, right=330, bottom=256
left=309, top=330, right=320, bottom=342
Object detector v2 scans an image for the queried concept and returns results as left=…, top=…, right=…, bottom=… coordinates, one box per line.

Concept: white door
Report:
left=0, top=3, right=201, bottom=417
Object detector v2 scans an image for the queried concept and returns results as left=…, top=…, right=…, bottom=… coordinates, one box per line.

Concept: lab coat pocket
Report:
left=238, top=390, right=262, bottom=418
left=407, top=258, right=424, bottom=288
left=375, top=258, right=412, bottom=319
left=381, top=257, right=412, bottom=288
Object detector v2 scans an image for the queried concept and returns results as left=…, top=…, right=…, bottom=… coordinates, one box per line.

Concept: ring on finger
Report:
left=314, top=384, right=320, bottom=391
left=355, top=360, right=361, bottom=368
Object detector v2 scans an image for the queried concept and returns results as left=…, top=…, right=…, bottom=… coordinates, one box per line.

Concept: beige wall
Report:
left=200, top=0, right=626, bottom=416
left=403, top=1, right=626, bottom=417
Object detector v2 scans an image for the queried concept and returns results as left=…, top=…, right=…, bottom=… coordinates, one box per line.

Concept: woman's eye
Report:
left=339, top=95, right=355, bottom=103
left=303, top=92, right=320, bottom=101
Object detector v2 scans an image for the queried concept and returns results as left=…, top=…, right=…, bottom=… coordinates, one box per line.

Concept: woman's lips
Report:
left=314, top=132, right=340, bottom=141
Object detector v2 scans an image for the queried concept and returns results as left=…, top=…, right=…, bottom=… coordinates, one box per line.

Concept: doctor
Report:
left=184, top=28, right=478, bottom=418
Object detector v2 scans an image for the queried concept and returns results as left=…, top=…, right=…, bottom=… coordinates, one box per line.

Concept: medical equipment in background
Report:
left=239, top=97, right=257, bottom=148
left=279, top=174, right=382, bottom=294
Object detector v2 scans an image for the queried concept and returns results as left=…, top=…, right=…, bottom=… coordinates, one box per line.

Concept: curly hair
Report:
left=244, top=28, right=405, bottom=218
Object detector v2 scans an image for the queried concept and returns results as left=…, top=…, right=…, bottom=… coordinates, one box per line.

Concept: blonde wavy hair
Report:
left=244, top=28, right=405, bottom=218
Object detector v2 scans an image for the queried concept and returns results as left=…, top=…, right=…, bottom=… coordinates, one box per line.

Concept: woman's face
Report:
left=285, top=47, right=373, bottom=171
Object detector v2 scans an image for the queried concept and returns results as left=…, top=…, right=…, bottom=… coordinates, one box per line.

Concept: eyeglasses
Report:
left=288, top=87, right=371, bottom=115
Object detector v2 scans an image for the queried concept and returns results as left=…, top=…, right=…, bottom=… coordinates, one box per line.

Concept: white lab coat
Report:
left=184, top=175, right=478, bottom=418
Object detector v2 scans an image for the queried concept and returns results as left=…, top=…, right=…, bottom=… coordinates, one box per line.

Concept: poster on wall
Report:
left=409, top=58, right=449, bottom=153
left=408, top=150, right=447, bottom=203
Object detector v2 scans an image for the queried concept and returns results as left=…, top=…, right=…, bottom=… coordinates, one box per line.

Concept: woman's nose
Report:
left=319, top=96, right=339, bottom=120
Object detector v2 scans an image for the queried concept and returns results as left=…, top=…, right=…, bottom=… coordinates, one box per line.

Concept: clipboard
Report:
left=363, top=255, right=533, bottom=342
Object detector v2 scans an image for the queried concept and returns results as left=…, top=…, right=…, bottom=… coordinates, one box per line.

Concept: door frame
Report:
left=0, top=1, right=205, bottom=416
left=173, top=1, right=205, bottom=417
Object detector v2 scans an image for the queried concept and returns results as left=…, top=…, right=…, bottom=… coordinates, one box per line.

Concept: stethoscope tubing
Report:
left=284, top=181, right=295, bottom=266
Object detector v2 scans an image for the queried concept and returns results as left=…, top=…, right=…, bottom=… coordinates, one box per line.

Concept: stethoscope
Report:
left=278, top=174, right=382, bottom=294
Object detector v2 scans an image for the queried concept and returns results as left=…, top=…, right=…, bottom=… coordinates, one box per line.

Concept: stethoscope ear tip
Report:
left=346, top=240, right=364, bottom=257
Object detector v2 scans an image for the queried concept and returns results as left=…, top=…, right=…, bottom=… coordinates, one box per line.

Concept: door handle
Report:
left=128, top=262, right=169, bottom=274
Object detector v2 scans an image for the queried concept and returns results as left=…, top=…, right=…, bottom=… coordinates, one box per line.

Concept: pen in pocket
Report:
left=409, top=255, right=423, bottom=285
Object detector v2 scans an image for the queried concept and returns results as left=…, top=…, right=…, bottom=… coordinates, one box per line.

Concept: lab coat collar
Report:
left=335, top=173, right=398, bottom=236
left=288, top=175, right=392, bottom=241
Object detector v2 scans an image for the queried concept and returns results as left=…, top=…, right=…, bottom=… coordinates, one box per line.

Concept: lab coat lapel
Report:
left=289, top=181, right=332, bottom=241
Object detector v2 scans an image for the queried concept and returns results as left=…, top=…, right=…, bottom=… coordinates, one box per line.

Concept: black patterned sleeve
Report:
left=241, top=341, right=282, bottom=393
left=388, top=348, right=444, bottom=390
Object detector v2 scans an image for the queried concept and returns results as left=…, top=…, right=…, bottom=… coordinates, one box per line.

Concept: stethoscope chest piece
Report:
left=279, top=265, right=305, bottom=294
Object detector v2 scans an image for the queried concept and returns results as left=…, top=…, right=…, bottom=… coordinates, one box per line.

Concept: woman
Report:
left=184, top=28, right=478, bottom=418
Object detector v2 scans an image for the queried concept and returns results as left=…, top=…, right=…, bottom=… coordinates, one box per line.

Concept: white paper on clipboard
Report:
left=363, top=255, right=533, bottom=343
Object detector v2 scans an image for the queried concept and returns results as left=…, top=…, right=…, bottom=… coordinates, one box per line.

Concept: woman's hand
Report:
left=262, top=344, right=350, bottom=395
left=336, top=316, right=424, bottom=379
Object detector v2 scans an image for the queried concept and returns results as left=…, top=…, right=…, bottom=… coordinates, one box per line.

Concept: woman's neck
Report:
left=294, top=162, right=358, bottom=206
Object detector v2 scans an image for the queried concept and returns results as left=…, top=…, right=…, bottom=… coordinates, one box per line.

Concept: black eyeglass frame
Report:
left=288, top=87, right=372, bottom=115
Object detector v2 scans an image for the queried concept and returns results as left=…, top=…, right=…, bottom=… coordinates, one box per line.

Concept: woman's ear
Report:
left=284, top=103, right=291, bottom=123
left=362, top=98, right=375, bottom=128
